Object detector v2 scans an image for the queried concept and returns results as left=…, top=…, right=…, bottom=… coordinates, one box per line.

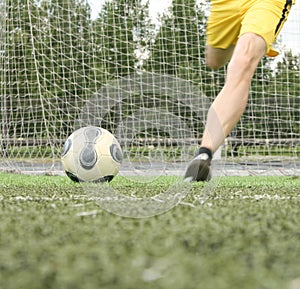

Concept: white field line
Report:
left=0, top=195, right=94, bottom=202
left=1, top=193, right=299, bottom=203
left=213, top=193, right=300, bottom=201
left=1, top=194, right=299, bottom=217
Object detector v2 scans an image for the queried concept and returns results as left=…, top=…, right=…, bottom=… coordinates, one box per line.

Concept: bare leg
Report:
left=205, top=45, right=235, bottom=70
left=201, top=33, right=267, bottom=153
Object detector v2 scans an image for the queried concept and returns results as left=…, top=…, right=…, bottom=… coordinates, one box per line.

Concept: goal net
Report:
left=0, top=0, right=299, bottom=177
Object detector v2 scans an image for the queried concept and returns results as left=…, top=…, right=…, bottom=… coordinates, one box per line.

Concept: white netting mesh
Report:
left=0, top=0, right=299, bottom=176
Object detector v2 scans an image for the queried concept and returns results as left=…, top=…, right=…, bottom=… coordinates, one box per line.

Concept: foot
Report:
left=184, top=153, right=212, bottom=182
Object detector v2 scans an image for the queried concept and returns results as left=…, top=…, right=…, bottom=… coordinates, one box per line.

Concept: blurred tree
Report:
left=3, top=0, right=93, bottom=139
left=272, top=50, right=300, bottom=138
left=94, top=0, right=152, bottom=78
left=145, top=0, right=206, bottom=78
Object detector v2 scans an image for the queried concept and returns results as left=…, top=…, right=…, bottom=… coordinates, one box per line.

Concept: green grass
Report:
left=0, top=173, right=299, bottom=289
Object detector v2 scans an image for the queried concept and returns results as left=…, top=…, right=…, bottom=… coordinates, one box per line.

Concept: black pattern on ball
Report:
left=65, top=171, right=80, bottom=182
left=79, top=143, right=98, bottom=170
left=110, top=144, right=123, bottom=163
left=84, top=126, right=101, bottom=142
left=61, top=139, right=72, bottom=157
left=93, top=175, right=114, bottom=183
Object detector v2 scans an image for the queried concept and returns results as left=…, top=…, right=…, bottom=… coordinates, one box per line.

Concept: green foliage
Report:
left=4, top=0, right=94, bottom=139
left=145, top=0, right=205, bottom=76
left=236, top=52, right=300, bottom=140
left=272, top=51, right=300, bottom=137
left=96, top=1, right=137, bottom=77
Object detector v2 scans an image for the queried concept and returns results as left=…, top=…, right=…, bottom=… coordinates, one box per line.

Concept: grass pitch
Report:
left=0, top=172, right=299, bottom=289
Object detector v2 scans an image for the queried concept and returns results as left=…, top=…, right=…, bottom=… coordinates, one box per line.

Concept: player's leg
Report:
left=201, top=0, right=295, bottom=154
left=205, top=45, right=235, bottom=70
left=201, top=32, right=266, bottom=153
left=184, top=0, right=240, bottom=182
left=185, top=0, right=295, bottom=182
left=184, top=33, right=266, bottom=182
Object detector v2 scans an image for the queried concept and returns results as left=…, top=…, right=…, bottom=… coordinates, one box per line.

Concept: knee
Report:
left=206, top=48, right=256, bottom=71
left=227, top=34, right=266, bottom=74
left=227, top=53, right=258, bottom=77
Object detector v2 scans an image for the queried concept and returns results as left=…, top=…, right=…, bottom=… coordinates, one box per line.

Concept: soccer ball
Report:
left=61, top=126, right=123, bottom=182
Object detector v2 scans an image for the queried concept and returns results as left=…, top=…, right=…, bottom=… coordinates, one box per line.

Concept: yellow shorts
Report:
left=206, top=0, right=295, bottom=57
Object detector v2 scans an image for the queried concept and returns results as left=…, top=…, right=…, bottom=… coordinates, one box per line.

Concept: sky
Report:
left=280, top=1, right=300, bottom=54
left=88, top=0, right=106, bottom=19
left=89, top=0, right=300, bottom=54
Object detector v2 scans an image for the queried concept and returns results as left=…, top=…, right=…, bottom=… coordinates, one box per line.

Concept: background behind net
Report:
left=0, top=0, right=299, bottom=176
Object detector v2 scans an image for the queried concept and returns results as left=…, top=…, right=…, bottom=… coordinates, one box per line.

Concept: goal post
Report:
left=0, top=0, right=299, bottom=176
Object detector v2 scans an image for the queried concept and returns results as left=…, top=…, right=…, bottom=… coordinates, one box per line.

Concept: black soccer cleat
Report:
left=184, top=153, right=212, bottom=182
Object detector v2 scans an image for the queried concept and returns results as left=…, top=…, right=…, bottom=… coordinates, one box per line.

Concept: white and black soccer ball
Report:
left=61, top=126, right=123, bottom=182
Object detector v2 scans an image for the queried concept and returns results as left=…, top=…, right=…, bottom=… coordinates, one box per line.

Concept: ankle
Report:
left=198, top=147, right=213, bottom=160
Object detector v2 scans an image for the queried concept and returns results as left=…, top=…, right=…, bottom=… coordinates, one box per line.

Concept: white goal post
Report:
left=0, top=0, right=299, bottom=176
